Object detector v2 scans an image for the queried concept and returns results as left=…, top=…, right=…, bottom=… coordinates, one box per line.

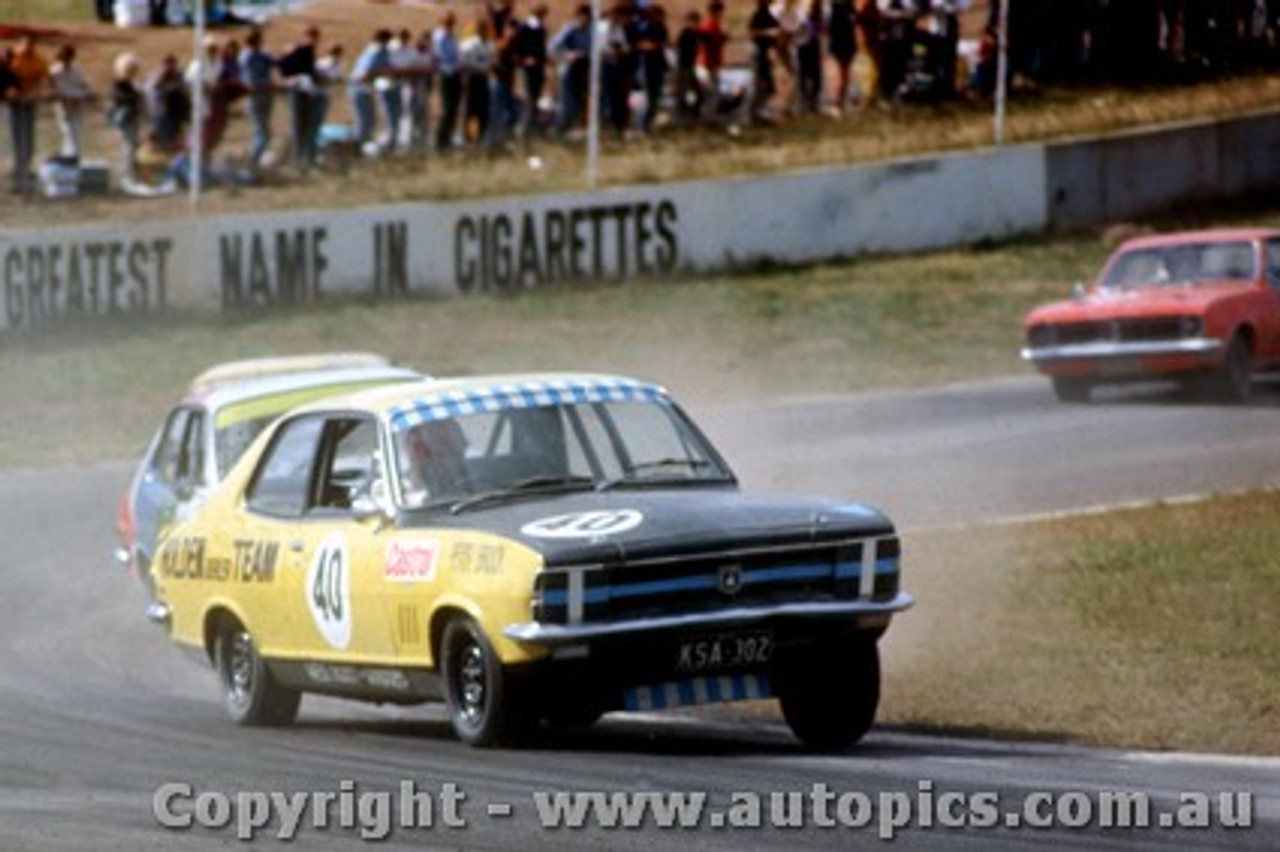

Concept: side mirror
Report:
left=1071, top=280, right=1087, bottom=300
left=352, top=479, right=394, bottom=523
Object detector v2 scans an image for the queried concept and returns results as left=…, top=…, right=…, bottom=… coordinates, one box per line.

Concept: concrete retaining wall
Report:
left=3, top=107, right=1278, bottom=335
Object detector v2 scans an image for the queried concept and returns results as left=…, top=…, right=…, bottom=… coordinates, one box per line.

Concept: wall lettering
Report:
left=219, top=227, right=329, bottom=309
left=455, top=200, right=679, bottom=292
left=373, top=221, right=410, bottom=296
left=2, top=237, right=173, bottom=330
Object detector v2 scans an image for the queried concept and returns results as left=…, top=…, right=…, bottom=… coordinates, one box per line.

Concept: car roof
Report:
left=288, top=373, right=671, bottom=427
left=183, top=364, right=425, bottom=412
left=188, top=352, right=392, bottom=392
left=1117, top=228, right=1280, bottom=251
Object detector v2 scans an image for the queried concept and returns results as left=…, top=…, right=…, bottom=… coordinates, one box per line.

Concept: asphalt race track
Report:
left=2, top=377, right=1278, bottom=850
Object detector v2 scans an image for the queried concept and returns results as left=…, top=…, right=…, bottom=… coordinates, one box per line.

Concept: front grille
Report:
left=533, top=537, right=900, bottom=626
left=1028, top=317, right=1195, bottom=348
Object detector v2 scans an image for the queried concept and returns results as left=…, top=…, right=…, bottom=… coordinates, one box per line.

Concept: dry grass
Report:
left=882, top=492, right=1280, bottom=755
left=3, top=1, right=1280, bottom=227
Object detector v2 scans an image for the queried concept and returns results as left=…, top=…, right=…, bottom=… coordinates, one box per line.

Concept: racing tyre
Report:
left=1051, top=377, right=1092, bottom=403
left=214, top=621, right=300, bottom=726
left=543, top=700, right=606, bottom=730
left=1204, top=335, right=1252, bottom=404
left=777, top=638, right=879, bottom=751
left=441, top=618, right=529, bottom=747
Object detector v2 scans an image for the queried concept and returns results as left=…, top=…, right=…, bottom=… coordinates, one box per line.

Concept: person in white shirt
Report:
left=459, top=17, right=496, bottom=146
left=185, top=35, right=221, bottom=152
left=50, top=44, right=94, bottom=160
left=401, top=32, right=434, bottom=154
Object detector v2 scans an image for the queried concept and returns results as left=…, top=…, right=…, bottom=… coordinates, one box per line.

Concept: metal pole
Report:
left=190, top=0, right=206, bottom=208
left=586, top=0, right=601, bottom=188
left=994, top=0, right=1009, bottom=146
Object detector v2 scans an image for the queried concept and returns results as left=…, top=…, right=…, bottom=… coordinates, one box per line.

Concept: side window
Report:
left=1265, top=239, right=1280, bottom=289
left=314, top=418, right=381, bottom=513
left=150, top=408, right=194, bottom=486
left=597, top=400, right=715, bottom=478
left=246, top=417, right=325, bottom=518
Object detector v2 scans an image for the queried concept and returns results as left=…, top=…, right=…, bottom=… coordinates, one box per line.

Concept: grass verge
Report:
left=882, top=491, right=1280, bottom=756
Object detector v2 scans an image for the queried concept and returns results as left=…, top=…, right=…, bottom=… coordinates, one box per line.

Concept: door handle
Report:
left=289, top=540, right=306, bottom=553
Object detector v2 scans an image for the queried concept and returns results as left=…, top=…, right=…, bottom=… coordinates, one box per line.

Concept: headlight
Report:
left=1178, top=316, right=1202, bottom=338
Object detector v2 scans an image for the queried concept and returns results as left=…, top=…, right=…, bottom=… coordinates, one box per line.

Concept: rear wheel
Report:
left=776, top=638, right=879, bottom=750
left=1051, top=377, right=1093, bottom=403
left=214, top=620, right=300, bottom=726
left=441, top=617, right=529, bottom=747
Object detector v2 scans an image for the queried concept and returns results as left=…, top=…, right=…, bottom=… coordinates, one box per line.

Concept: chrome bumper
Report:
left=1021, top=337, right=1222, bottom=364
left=504, top=592, right=915, bottom=646
left=145, top=602, right=172, bottom=628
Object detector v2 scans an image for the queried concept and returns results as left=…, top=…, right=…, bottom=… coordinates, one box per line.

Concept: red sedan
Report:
left=1022, top=228, right=1280, bottom=402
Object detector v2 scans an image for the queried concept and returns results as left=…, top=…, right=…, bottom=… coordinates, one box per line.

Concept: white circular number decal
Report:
left=306, top=533, right=352, bottom=649
left=521, top=510, right=644, bottom=540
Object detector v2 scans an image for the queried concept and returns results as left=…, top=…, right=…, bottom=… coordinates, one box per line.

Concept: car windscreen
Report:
left=392, top=398, right=733, bottom=511
left=1102, top=241, right=1256, bottom=290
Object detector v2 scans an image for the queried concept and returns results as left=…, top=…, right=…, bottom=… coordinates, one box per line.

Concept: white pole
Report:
left=190, top=0, right=206, bottom=208
left=994, top=0, right=1009, bottom=146
left=586, top=0, right=601, bottom=188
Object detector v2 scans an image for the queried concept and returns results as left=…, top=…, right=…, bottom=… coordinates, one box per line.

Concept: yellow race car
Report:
left=152, top=373, right=911, bottom=748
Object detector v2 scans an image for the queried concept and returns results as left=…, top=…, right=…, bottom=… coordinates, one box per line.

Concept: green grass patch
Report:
left=0, top=1, right=93, bottom=23
left=883, top=491, right=1280, bottom=755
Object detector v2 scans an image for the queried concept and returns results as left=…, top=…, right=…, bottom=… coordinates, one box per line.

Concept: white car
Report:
left=115, top=354, right=423, bottom=612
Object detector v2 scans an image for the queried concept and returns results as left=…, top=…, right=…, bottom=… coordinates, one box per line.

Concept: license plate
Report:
left=675, top=630, right=773, bottom=674
left=1099, top=357, right=1142, bottom=377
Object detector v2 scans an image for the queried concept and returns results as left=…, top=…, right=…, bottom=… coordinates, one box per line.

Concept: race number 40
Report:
left=306, top=533, right=352, bottom=649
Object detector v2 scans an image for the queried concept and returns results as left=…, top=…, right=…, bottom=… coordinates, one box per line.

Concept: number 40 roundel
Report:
left=306, top=532, right=352, bottom=650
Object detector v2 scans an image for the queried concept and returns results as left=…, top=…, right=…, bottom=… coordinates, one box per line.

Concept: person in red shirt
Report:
left=8, top=33, right=51, bottom=193
left=697, top=0, right=727, bottom=112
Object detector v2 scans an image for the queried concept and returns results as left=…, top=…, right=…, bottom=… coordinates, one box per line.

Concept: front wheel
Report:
left=1203, top=335, right=1252, bottom=403
left=214, top=620, right=300, bottom=726
left=440, top=618, right=528, bottom=747
left=1051, top=377, right=1093, bottom=403
left=776, top=638, right=879, bottom=750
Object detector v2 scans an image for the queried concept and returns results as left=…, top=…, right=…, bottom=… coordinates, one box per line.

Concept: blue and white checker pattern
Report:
left=623, top=674, right=772, bottom=713
left=387, top=377, right=668, bottom=431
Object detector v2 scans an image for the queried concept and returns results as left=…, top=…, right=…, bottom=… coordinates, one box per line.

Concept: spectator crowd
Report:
left=3, top=0, right=1280, bottom=196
